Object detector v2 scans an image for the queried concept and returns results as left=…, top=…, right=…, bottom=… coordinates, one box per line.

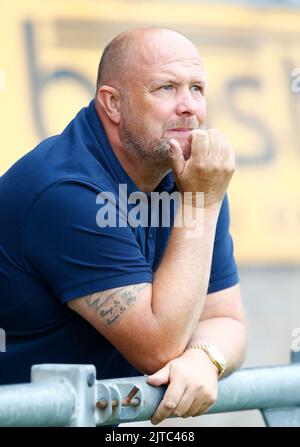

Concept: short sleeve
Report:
left=22, top=180, right=153, bottom=302
left=207, top=194, right=239, bottom=294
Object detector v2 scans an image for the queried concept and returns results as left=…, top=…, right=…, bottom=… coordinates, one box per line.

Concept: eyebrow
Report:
left=150, top=77, right=208, bottom=87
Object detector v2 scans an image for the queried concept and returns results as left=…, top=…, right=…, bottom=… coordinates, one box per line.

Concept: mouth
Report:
left=168, top=128, right=193, bottom=133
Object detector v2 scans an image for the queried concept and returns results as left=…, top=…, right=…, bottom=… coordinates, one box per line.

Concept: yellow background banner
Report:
left=1, top=0, right=300, bottom=264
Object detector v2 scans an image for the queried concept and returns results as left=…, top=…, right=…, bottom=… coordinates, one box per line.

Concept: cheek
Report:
left=146, top=111, right=169, bottom=133
left=198, top=100, right=206, bottom=121
left=149, top=98, right=174, bottom=120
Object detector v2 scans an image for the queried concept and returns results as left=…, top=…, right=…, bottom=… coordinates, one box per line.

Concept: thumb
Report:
left=146, top=363, right=171, bottom=387
left=169, top=139, right=185, bottom=177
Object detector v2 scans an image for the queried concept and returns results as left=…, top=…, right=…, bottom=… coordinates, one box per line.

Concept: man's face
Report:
left=119, top=31, right=207, bottom=169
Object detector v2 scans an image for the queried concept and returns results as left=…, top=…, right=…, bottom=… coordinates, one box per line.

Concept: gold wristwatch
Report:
left=188, top=343, right=226, bottom=378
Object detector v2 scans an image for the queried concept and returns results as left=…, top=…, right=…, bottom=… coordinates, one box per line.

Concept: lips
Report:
left=169, top=128, right=192, bottom=132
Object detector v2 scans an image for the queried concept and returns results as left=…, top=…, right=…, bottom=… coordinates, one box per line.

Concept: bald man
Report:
left=0, top=27, right=247, bottom=425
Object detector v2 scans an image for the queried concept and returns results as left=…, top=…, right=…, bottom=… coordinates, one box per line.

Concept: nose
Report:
left=174, top=88, right=200, bottom=117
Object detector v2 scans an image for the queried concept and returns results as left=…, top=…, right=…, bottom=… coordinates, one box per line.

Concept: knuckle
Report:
left=187, top=383, right=201, bottom=395
left=192, top=129, right=209, bottom=141
left=171, top=363, right=184, bottom=375
left=207, top=128, right=219, bottom=135
left=205, top=391, right=217, bottom=406
left=207, top=397, right=216, bottom=407
left=208, top=165, right=220, bottom=174
left=163, top=399, right=176, bottom=410
left=192, top=382, right=204, bottom=392
left=193, top=161, right=204, bottom=172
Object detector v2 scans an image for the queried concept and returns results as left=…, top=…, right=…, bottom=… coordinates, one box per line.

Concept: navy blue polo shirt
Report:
left=0, top=100, right=239, bottom=385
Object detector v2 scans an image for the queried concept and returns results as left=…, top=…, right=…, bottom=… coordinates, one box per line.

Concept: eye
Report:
left=159, top=85, right=174, bottom=91
left=191, top=85, right=205, bottom=95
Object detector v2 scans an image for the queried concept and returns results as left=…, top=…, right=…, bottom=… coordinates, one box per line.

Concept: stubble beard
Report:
left=119, top=122, right=171, bottom=174
left=119, top=102, right=201, bottom=173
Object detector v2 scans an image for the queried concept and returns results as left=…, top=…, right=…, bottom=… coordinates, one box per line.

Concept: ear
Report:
left=96, top=86, right=121, bottom=124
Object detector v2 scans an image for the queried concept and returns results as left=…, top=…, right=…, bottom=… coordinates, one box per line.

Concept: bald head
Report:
left=95, top=27, right=201, bottom=94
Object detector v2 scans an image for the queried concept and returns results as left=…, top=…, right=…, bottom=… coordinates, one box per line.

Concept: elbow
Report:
left=123, top=322, right=190, bottom=375
left=133, top=344, right=185, bottom=375
left=136, top=359, right=170, bottom=376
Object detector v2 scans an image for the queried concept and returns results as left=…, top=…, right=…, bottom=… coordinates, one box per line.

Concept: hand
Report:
left=146, top=347, right=219, bottom=425
left=169, top=129, right=235, bottom=208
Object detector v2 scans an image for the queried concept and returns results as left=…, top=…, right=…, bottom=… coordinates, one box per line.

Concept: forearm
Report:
left=186, top=317, right=248, bottom=376
left=151, top=200, right=220, bottom=352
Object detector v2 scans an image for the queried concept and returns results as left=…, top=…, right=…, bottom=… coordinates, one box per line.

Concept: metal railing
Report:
left=0, top=354, right=300, bottom=427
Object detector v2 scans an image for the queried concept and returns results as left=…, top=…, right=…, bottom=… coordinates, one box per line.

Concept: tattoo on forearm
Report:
left=85, top=284, right=148, bottom=327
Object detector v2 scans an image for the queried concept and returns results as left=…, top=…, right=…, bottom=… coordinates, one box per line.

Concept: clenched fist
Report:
left=169, top=129, right=235, bottom=208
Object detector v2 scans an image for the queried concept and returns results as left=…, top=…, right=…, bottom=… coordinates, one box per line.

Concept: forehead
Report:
left=131, top=31, right=205, bottom=83
left=146, top=60, right=206, bottom=85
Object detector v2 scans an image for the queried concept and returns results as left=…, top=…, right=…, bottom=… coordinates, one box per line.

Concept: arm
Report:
left=147, top=284, right=247, bottom=424
left=68, top=202, right=219, bottom=374
left=68, top=129, right=234, bottom=374
left=187, top=283, right=247, bottom=375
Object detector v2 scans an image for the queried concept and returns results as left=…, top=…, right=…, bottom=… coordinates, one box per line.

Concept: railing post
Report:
left=0, top=364, right=97, bottom=426
left=261, top=352, right=300, bottom=427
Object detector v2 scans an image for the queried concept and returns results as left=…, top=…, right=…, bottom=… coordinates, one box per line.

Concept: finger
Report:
left=191, top=388, right=217, bottom=417
left=188, top=395, right=208, bottom=416
left=189, top=129, right=209, bottom=164
left=192, top=401, right=208, bottom=417
left=221, top=133, right=231, bottom=164
left=207, top=128, right=221, bottom=163
left=173, top=389, right=195, bottom=418
left=221, top=133, right=235, bottom=171
left=169, top=139, right=185, bottom=177
left=147, top=363, right=170, bottom=387
left=193, top=400, right=215, bottom=417
left=151, top=380, right=186, bottom=425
